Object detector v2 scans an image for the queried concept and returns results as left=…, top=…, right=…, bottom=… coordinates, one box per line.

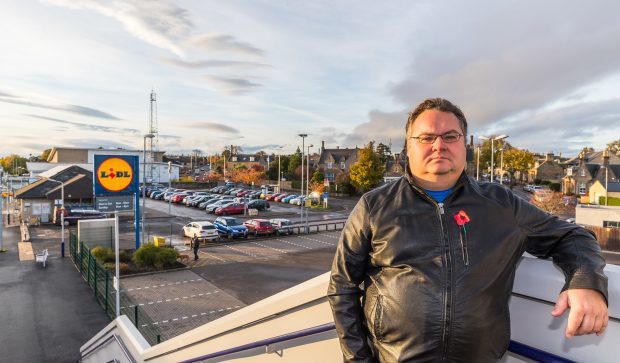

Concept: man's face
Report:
left=406, top=110, right=466, bottom=189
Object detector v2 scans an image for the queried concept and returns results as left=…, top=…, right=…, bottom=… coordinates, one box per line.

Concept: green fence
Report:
left=69, top=232, right=162, bottom=345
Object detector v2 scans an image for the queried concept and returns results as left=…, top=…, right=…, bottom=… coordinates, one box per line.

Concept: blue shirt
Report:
left=425, top=188, right=453, bottom=203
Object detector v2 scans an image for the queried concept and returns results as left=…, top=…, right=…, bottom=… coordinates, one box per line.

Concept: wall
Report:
left=575, top=204, right=620, bottom=226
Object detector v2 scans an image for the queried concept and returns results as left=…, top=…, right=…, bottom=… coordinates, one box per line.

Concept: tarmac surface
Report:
left=0, top=221, right=111, bottom=363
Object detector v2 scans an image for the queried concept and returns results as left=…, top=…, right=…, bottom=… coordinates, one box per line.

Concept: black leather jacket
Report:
left=327, top=173, right=607, bottom=363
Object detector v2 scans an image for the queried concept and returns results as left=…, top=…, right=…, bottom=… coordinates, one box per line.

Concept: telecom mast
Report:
left=148, top=90, right=159, bottom=182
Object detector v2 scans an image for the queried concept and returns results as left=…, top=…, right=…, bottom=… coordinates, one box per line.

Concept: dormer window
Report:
left=579, top=169, right=585, bottom=177
left=340, top=162, right=345, bottom=169
left=249, top=156, right=255, bottom=161
left=327, top=162, right=333, bottom=169
left=232, top=157, right=237, bottom=162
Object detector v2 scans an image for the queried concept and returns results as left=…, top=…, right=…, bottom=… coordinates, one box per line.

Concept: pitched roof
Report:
left=318, top=148, right=359, bottom=165
left=15, top=165, right=92, bottom=199
left=586, top=164, right=600, bottom=177
left=228, top=154, right=268, bottom=163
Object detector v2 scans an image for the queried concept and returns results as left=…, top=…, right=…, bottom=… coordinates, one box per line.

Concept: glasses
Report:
left=410, top=132, right=463, bottom=144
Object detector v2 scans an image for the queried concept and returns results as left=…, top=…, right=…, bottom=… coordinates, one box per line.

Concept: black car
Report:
left=248, top=199, right=270, bottom=210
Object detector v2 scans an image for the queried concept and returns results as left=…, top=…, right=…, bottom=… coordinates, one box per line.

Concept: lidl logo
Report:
left=96, top=157, right=134, bottom=192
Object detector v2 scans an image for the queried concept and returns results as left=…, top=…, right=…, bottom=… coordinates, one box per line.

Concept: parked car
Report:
left=215, top=202, right=245, bottom=216
left=171, top=193, right=190, bottom=203
left=181, top=221, right=219, bottom=242
left=270, top=218, right=293, bottom=235
left=266, top=193, right=283, bottom=201
left=289, top=196, right=306, bottom=205
left=282, top=194, right=299, bottom=203
left=213, top=217, right=248, bottom=239
left=247, top=199, right=270, bottom=210
left=206, top=199, right=231, bottom=213
left=274, top=193, right=289, bottom=202
left=53, top=206, right=106, bottom=226
left=244, top=219, right=275, bottom=236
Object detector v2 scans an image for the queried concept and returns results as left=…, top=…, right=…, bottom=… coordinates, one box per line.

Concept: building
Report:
left=563, top=148, right=620, bottom=196
left=14, top=165, right=93, bottom=223
left=576, top=204, right=620, bottom=228
left=528, top=153, right=564, bottom=184
left=25, top=146, right=179, bottom=184
left=226, top=154, right=269, bottom=172
left=316, top=142, right=360, bottom=183
left=384, top=153, right=407, bottom=183
left=589, top=181, right=620, bottom=205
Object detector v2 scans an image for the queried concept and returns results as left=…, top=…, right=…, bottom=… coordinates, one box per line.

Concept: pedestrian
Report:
left=192, top=236, right=200, bottom=260
left=327, top=98, right=608, bottom=362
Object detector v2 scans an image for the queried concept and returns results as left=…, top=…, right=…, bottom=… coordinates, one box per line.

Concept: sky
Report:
left=1, top=0, right=620, bottom=159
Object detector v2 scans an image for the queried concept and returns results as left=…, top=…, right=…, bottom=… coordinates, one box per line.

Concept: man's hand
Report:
left=551, top=289, right=608, bottom=339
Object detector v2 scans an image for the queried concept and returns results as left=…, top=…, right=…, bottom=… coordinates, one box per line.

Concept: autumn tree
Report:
left=288, top=147, right=302, bottom=178
left=607, top=139, right=620, bottom=154
left=311, top=171, right=325, bottom=185
left=503, top=148, right=535, bottom=183
left=349, top=142, right=385, bottom=193
left=532, top=192, right=574, bottom=216
left=267, top=155, right=289, bottom=180
left=476, top=137, right=511, bottom=175
left=0, top=154, right=28, bottom=175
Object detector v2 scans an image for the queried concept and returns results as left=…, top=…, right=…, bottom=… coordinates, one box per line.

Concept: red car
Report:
left=171, top=193, right=189, bottom=203
left=274, top=193, right=289, bottom=202
left=215, top=202, right=245, bottom=216
left=266, top=193, right=283, bottom=201
left=244, top=219, right=275, bottom=236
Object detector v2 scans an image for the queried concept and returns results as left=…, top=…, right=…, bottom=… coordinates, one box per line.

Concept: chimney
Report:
left=470, top=135, right=473, bottom=146
left=603, top=148, right=610, bottom=166
left=321, top=141, right=325, bottom=155
left=336, top=146, right=340, bottom=149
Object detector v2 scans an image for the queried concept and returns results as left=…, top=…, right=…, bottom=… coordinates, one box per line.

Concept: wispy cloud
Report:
left=180, top=121, right=240, bottom=134
left=204, top=75, right=262, bottom=95
left=46, top=0, right=192, bottom=58
left=188, top=34, right=264, bottom=56
left=242, top=144, right=283, bottom=153
left=0, top=97, right=121, bottom=119
left=161, top=58, right=270, bottom=69
left=26, top=114, right=138, bottom=133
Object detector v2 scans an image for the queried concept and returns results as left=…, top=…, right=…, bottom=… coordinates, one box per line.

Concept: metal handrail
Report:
left=179, top=322, right=575, bottom=363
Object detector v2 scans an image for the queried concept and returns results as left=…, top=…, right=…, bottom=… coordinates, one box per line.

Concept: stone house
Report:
left=528, top=153, right=564, bottom=184
left=316, top=142, right=360, bottom=183
left=563, top=149, right=620, bottom=196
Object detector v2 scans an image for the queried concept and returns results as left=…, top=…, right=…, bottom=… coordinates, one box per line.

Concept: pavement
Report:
left=0, top=220, right=110, bottom=362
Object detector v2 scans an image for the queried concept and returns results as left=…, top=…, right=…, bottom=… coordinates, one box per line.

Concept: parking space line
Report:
left=251, top=241, right=288, bottom=254
left=123, top=279, right=205, bottom=292
left=298, top=235, right=336, bottom=246
left=121, top=290, right=221, bottom=309
left=199, top=250, right=227, bottom=262
left=137, top=305, right=243, bottom=328
left=274, top=238, right=313, bottom=250
left=224, top=244, right=262, bottom=258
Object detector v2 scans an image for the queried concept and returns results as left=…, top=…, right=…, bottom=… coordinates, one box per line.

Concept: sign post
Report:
left=94, top=155, right=140, bottom=249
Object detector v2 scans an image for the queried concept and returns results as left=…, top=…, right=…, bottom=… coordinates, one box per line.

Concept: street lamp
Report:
left=479, top=134, right=508, bottom=183
left=298, top=134, right=307, bottom=231
left=142, top=133, right=154, bottom=246
left=44, top=177, right=65, bottom=257
left=306, top=144, right=313, bottom=197
left=476, top=145, right=481, bottom=181
left=499, top=148, right=505, bottom=185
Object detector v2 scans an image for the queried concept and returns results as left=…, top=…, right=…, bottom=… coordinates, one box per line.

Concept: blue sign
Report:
left=323, top=192, right=329, bottom=199
left=94, top=155, right=139, bottom=197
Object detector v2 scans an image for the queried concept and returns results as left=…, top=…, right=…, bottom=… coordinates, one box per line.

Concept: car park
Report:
left=215, top=202, right=245, bottom=216
left=282, top=194, right=299, bottom=203
left=181, top=221, right=219, bottom=242
left=266, top=193, right=283, bottom=201
left=289, top=195, right=307, bottom=205
left=244, top=219, right=275, bottom=236
left=213, top=217, right=248, bottom=239
left=274, top=193, right=288, bottom=202
left=206, top=199, right=231, bottom=213
left=270, top=218, right=293, bottom=235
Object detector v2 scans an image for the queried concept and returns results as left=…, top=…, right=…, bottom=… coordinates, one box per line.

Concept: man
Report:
left=327, top=98, right=608, bottom=362
left=193, top=236, right=200, bottom=260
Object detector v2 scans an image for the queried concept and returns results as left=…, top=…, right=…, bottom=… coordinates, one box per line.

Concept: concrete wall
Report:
left=77, top=218, right=115, bottom=248
left=576, top=204, right=620, bottom=226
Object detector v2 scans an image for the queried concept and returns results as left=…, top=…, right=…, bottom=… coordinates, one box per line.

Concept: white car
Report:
left=182, top=221, right=219, bottom=242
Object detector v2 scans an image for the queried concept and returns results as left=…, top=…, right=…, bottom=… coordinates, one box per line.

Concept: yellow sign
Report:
left=96, top=157, right=134, bottom=192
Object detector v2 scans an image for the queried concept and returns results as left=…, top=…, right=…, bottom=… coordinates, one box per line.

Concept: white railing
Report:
left=81, top=256, right=620, bottom=362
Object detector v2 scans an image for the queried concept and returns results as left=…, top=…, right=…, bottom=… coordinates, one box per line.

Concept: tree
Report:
left=503, top=148, right=535, bottom=183
left=532, top=191, right=574, bottom=216
left=288, top=147, right=302, bottom=177
left=40, top=148, right=52, bottom=161
left=476, top=137, right=512, bottom=175
left=0, top=154, right=28, bottom=175
left=267, top=155, right=289, bottom=180
left=607, top=139, right=620, bottom=154
left=376, top=142, right=391, bottom=163
left=311, top=171, right=325, bottom=185
left=349, top=142, right=385, bottom=193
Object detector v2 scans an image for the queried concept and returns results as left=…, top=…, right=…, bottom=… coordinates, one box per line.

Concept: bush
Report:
left=91, top=246, right=114, bottom=264
left=155, top=248, right=179, bottom=269
left=119, top=250, right=132, bottom=263
left=103, top=262, right=130, bottom=274
left=132, top=244, right=179, bottom=270
left=599, top=196, right=620, bottom=206
left=132, top=244, right=159, bottom=268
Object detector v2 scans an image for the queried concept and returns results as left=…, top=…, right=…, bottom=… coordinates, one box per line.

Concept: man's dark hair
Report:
left=406, top=98, right=468, bottom=137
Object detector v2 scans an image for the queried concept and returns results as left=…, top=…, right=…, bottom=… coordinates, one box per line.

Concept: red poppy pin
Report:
left=454, top=210, right=470, bottom=227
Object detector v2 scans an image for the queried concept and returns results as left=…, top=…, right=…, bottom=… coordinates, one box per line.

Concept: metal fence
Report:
left=69, top=232, right=162, bottom=345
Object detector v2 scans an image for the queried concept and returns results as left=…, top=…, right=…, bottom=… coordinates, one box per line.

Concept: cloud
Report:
left=241, top=144, right=284, bottom=153
left=161, top=58, right=270, bottom=69
left=188, top=34, right=264, bottom=56
left=0, top=97, right=121, bottom=119
left=342, top=110, right=408, bottom=150
left=0, top=90, right=17, bottom=98
left=26, top=114, right=138, bottom=133
left=204, top=75, right=262, bottom=95
left=180, top=121, right=240, bottom=134
left=46, top=0, right=192, bottom=57
left=57, top=138, right=136, bottom=150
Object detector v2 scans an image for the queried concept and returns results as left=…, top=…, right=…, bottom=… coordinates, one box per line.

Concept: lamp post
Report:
left=499, top=148, right=505, bottom=185
left=298, top=134, right=307, bottom=230
left=476, top=145, right=481, bottom=181
left=44, top=177, right=65, bottom=257
left=306, top=144, right=313, bottom=197
left=142, top=133, right=154, bottom=246
left=479, top=134, right=508, bottom=183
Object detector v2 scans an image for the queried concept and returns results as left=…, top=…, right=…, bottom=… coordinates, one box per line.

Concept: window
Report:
left=578, top=183, right=586, bottom=195
left=340, top=162, right=345, bottom=169
left=603, top=221, right=620, bottom=229
left=249, top=156, right=255, bottom=161
left=566, top=168, right=573, bottom=176
left=232, top=156, right=237, bottom=161
left=327, top=162, right=333, bottom=169
left=326, top=173, right=335, bottom=182
left=580, top=169, right=585, bottom=177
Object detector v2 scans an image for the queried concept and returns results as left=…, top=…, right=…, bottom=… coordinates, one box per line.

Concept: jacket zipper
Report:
left=437, top=202, right=452, bottom=362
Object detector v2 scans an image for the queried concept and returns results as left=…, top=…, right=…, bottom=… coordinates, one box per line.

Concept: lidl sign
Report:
left=94, top=155, right=139, bottom=197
